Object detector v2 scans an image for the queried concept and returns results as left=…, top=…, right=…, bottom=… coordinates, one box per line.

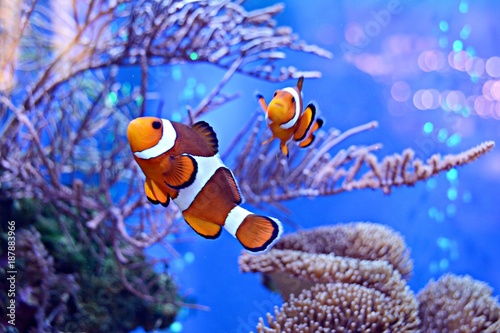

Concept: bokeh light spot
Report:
left=426, top=178, right=437, bottom=190
left=439, top=20, right=449, bottom=32
left=184, top=251, right=195, bottom=264
left=474, top=95, right=494, bottom=117
left=460, top=25, right=471, bottom=39
left=418, top=51, right=445, bottom=72
left=446, top=168, right=458, bottom=182
left=465, top=46, right=476, bottom=57
left=462, top=191, right=472, bottom=203
left=453, top=40, right=463, bottom=52
left=445, top=90, right=466, bottom=111
left=439, top=258, right=449, bottom=270
left=447, top=187, right=458, bottom=201
left=439, top=37, right=448, bottom=48
left=423, top=122, right=434, bottom=134
left=446, top=204, right=457, bottom=217
left=490, top=80, right=500, bottom=101
left=486, top=56, right=500, bottom=77
left=391, top=81, right=411, bottom=102
left=135, top=94, right=144, bottom=106
left=428, top=207, right=438, bottom=218
left=448, top=50, right=469, bottom=71
left=459, top=1, right=468, bottom=14
left=437, top=237, right=450, bottom=249
left=438, top=128, right=448, bottom=142
left=172, top=65, right=182, bottom=81
left=122, top=82, right=131, bottom=96
left=106, top=91, right=118, bottom=107
left=170, top=321, right=183, bottom=332
left=465, top=57, right=485, bottom=77
left=446, top=133, right=461, bottom=147
left=190, top=52, right=199, bottom=60
left=172, top=112, right=182, bottom=122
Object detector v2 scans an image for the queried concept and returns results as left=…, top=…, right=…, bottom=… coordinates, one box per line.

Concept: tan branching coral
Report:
left=417, top=274, right=500, bottom=332
left=256, top=282, right=420, bottom=333
left=228, top=116, right=495, bottom=203
left=273, top=222, right=413, bottom=279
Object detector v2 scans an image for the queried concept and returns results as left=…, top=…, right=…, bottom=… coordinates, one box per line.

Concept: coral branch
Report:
left=230, top=115, right=495, bottom=203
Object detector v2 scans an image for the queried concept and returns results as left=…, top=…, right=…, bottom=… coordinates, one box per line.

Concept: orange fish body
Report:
left=127, top=117, right=283, bottom=253
left=257, top=76, right=324, bottom=157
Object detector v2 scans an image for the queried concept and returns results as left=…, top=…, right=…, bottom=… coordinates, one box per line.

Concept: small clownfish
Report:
left=256, top=76, right=324, bottom=157
left=127, top=117, right=283, bottom=253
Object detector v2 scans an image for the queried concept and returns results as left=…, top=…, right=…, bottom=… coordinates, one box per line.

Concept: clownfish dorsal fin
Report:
left=192, top=121, right=219, bottom=155
left=162, top=154, right=198, bottom=190
left=296, top=76, right=304, bottom=92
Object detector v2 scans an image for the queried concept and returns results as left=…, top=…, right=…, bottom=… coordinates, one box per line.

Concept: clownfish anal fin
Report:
left=299, top=118, right=324, bottom=148
left=163, top=155, right=197, bottom=190
left=293, top=102, right=317, bottom=142
left=192, top=121, right=219, bottom=155
left=236, top=214, right=282, bottom=253
left=144, top=178, right=170, bottom=207
left=183, top=212, right=222, bottom=239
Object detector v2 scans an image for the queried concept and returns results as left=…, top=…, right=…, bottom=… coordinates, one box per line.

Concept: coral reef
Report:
left=417, top=274, right=500, bottom=332
left=0, top=0, right=497, bottom=332
left=240, top=223, right=500, bottom=332
left=0, top=198, right=178, bottom=332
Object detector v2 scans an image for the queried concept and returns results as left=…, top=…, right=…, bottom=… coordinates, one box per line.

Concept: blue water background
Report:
left=131, top=1, right=500, bottom=332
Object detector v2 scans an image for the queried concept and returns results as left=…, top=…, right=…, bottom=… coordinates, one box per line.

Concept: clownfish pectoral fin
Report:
left=256, top=92, right=268, bottom=113
left=183, top=212, right=222, bottom=239
left=235, top=213, right=283, bottom=253
left=191, top=121, right=219, bottom=155
left=144, top=178, right=170, bottom=207
left=162, top=155, right=197, bottom=190
left=262, top=136, right=275, bottom=145
left=298, top=118, right=324, bottom=148
left=296, top=76, right=304, bottom=92
left=293, top=102, right=317, bottom=142
left=280, top=141, right=289, bottom=157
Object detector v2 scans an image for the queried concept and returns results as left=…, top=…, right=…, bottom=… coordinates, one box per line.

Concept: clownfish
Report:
left=256, top=76, right=324, bottom=157
left=127, top=117, right=283, bottom=253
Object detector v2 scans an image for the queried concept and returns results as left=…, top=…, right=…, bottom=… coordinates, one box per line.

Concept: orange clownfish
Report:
left=256, top=76, right=324, bottom=157
left=127, top=117, right=283, bottom=253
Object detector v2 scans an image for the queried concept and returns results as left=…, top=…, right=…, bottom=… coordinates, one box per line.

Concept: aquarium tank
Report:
left=1, top=0, right=499, bottom=332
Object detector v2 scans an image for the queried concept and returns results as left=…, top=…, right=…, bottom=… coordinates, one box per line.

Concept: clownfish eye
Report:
left=291, top=96, right=295, bottom=103
left=273, top=91, right=278, bottom=97
left=152, top=121, right=162, bottom=130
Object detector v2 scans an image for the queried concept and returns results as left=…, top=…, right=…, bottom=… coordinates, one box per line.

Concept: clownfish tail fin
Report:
left=224, top=206, right=283, bottom=254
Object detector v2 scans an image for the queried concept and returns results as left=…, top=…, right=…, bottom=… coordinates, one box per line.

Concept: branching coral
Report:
left=229, top=116, right=495, bottom=204
left=240, top=224, right=500, bottom=332
left=417, top=274, right=500, bottom=332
